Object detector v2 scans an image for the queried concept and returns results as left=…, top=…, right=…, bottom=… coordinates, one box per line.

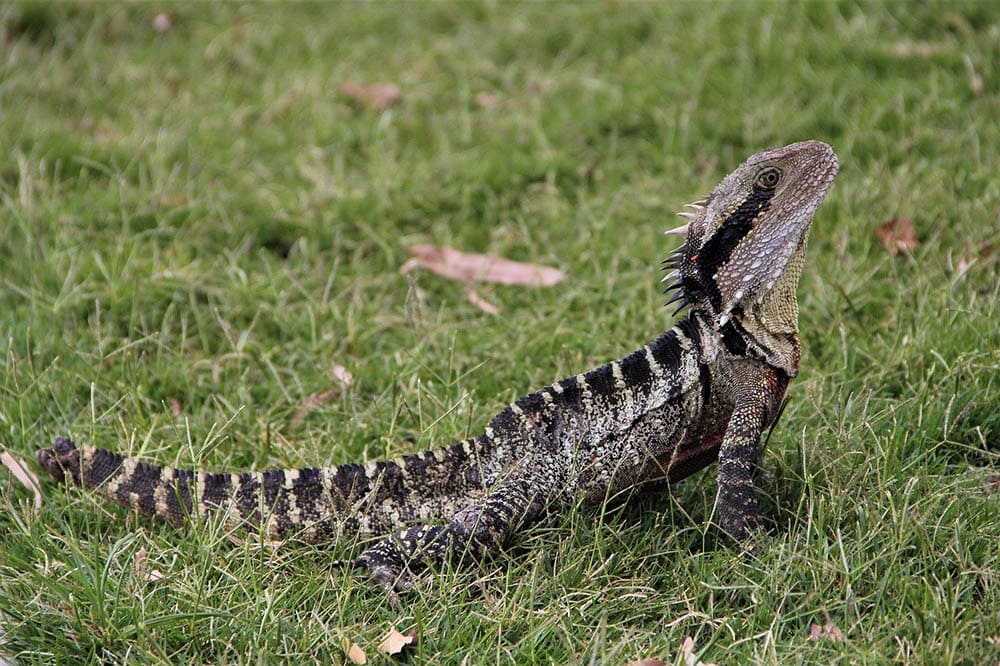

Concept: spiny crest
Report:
left=661, top=196, right=708, bottom=316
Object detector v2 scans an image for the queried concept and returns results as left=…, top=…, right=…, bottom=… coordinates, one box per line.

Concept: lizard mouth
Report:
left=812, top=144, right=840, bottom=195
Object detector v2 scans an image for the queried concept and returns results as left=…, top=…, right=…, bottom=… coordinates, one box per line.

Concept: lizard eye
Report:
left=755, top=166, right=782, bottom=189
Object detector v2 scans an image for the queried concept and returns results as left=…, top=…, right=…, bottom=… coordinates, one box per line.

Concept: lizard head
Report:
left=663, top=140, right=839, bottom=374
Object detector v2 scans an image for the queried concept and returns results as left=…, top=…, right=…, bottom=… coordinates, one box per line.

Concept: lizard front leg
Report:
left=356, top=475, right=546, bottom=603
left=716, top=364, right=786, bottom=544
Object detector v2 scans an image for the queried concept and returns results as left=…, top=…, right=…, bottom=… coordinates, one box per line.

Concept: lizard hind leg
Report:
left=354, top=476, right=545, bottom=602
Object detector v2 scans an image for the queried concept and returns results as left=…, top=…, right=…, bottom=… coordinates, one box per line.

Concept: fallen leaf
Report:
left=342, top=638, right=367, bottom=665
left=152, top=12, right=172, bottom=33
left=402, top=245, right=565, bottom=287
left=626, top=659, right=666, bottom=666
left=170, top=399, right=183, bottom=417
left=378, top=627, right=417, bottom=657
left=1, top=450, right=43, bottom=509
left=808, top=622, right=845, bottom=642
left=330, top=362, right=353, bottom=386
left=464, top=286, right=500, bottom=314
left=133, top=546, right=165, bottom=582
left=290, top=387, right=342, bottom=429
left=955, top=242, right=998, bottom=278
left=475, top=91, right=500, bottom=109
left=338, top=82, right=401, bottom=110
left=875, top=218, right=918, bottom=255
left=679, top=636, right=717, bottom=666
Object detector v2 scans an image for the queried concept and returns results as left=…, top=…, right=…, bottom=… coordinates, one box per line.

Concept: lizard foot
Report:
left=355, top=541, right=416, bottom=609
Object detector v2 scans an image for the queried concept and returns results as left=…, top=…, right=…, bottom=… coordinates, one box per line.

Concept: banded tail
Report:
left=36, top=435, right=486, bottom=542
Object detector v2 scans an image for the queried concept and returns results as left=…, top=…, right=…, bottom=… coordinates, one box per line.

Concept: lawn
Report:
left=1, top=2, right=999, bottom=663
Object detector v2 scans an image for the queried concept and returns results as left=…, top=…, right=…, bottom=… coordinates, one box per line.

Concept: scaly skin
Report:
left=37, top=140, right=838, bottom=601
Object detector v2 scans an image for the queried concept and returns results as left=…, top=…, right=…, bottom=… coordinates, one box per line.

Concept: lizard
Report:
left=36, top=140, right=839, bottom=602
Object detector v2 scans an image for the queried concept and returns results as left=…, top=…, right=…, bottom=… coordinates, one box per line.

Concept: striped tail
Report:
left=36, top=436, right=486, bottom=543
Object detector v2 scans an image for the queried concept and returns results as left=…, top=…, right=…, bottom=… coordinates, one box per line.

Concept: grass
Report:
left=1, top=1, right=999, bottom=663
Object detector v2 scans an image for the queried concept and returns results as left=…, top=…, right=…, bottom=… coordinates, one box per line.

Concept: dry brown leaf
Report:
left=402, top=245, right=565, bottom=287
left=626, top=659, right=666, bottom=666
left=290, top=387, right=342, bottom=429
left=1, top=450, right=43, bottom=509
left=875, top=218, right=918, bottom=255
left=809, top=622, right=845, bottom=642
left=475, top=91, right=500, bottom=109
left=342, top=638, right=367, bottom=665
left=464, top=286, right=500, bottom=314
left=955, top=242, right=998, bottom=278
left=133, top=546, right=165, bottom=582
left=679, top=636, right=717, bottom=666
left=330, top=362, right=353, bottom=386
left=378, top=627, right=417, bottom=656
left=339, top=82, right=401, bottom=110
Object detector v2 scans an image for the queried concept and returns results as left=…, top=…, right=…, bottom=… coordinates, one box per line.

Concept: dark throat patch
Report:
left=683, top=186, right=775, bottom=310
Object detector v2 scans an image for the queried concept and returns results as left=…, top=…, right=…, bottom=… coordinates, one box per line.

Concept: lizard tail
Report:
left=36, top=435, right=487, bottom=542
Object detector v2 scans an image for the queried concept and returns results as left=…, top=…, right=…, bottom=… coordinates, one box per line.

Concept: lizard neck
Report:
left=721, top=240, right=807, bottom=377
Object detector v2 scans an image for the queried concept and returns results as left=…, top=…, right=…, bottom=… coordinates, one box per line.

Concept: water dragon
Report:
left=37, top=140, right=839, bottom=602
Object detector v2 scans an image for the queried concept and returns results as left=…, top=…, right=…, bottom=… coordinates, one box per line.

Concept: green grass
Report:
left=2, top=1, right=999, bottom=663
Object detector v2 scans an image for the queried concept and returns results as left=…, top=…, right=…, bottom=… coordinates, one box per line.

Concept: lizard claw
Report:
left=361, top=560, right=414, bottom=609
left=355, top=545, right=416, bottom=608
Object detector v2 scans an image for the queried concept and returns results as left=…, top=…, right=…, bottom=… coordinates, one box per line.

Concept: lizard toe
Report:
left=356, top=542, right=416, bottom=606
